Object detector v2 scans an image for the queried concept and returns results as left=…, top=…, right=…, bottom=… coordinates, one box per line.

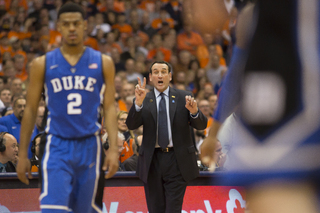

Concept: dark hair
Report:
left=149, top=61, right=171, bottom=74
left=58, top=2, right=86, bottom=20
left=188, top=59, right=200, bottom=70
left=12, top=95, right=25, bottom=106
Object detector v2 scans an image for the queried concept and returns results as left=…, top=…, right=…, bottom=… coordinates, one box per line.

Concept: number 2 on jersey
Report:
left=67, top=93, right=82, bottom=114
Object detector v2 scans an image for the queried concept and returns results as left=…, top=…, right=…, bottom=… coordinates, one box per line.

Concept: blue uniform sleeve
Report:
left=213, top=46, right=248, bottom=123
left=0, top=124, right=8, bottom=132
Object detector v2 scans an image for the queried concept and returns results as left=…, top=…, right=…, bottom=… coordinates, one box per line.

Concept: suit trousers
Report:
left=144, top=148, right=188, bottom=213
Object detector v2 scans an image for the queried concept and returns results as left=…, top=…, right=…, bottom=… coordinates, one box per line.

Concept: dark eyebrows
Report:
left=61, top=19, right=82, bottom=24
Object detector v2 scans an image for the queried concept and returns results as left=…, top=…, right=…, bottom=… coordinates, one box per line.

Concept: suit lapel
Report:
left=169, top=87, right=177, bottom=127
left=146, top=91, right=157, bottom=125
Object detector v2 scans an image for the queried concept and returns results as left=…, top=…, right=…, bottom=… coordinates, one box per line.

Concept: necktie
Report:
left=158, top=93, right=169, bottom=149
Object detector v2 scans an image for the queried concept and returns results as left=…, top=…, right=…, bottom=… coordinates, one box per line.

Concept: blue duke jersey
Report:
left=214, top=0, right=320, bottom=184
left=44, top=47, right=104, bottom=139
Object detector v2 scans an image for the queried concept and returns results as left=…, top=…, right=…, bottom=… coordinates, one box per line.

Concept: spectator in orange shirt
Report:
left=222, top=6, right=238, bottom=47
left=3, top=63, right=17, bottom=83
left=84, top=35, right=99, bottom=50
left=13, top=54, right=28, bottom=82
left=112, top=13, right=133, bottom=34
left=139, top=11, right=156, bottom=38
left=198, top=99, right=213, bottom=136
left=101, top=31, right=122, bottom=55
left=147, top=33, right=171, bottom=62
left=10, top=37, right=27, bottom=62
left=0, top=36, right=13, bottom=57
left=84, top=20, right=99, bottom=50
left=131, top=20, right=149, bottom=49
left=197, top=33, right=226, bottom=68
left=118, top=82, right=135, bottom=112
left=177, top=23, right=204, bottom=55
left=172, top=50, right=191, bottom=83
left=139, top=0, right=156, bottom=13
left=151, top=7, right=175, bottom=30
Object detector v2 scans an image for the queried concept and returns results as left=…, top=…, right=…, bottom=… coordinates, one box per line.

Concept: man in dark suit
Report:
left=126, top=61, right=207, bottom=213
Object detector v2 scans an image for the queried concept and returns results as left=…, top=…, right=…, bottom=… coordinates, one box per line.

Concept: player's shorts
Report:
left=39, top=134, right=103, bottom=213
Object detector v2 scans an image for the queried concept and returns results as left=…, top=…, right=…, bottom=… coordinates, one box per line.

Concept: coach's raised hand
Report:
left=134, top=77, right=147, bottom=107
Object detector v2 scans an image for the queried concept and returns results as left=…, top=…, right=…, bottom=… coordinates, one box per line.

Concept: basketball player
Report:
left=17, top=2, right=119, bottom=213
left=198, top=0, right=320, bottom=212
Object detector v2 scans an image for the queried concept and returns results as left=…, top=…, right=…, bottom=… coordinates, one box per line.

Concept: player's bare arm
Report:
left=17, top=55, right=46, bottom=184
left=101, top=54, right=119, bottom=178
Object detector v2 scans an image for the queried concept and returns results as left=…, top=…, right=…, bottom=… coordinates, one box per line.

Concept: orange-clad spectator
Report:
left=131, top=20, right=149, bottom=47
left=172, top=50, right=191, bottom=82
left=147, top=34, right=171, bottom=62
left=113, top=0, right=125, bottom=13
left=5, top=0, right=27, bottom=17
left=103, top=0, right=125, bottom=13
left=177, top=23, right=204, bottom=55
left=151, top=8, right=175, bottom=29
left=96, top=0, right=107, bottom=12
left=13, top=54, right=28, bottom=82
left=5, top=0, right=28, bottom=11
left=198, top=99, right=213, bottom=136
left=7, top=21, right=20, bottom=40
left=0, top=36, right=13, bottom=57
left=222, top=7, right=238, bottom=47
left=10, top=37, right=27, bottom=62
left=103, top=31, right=122, bottom=55
left=3, top=62, right=16, bottom=81
left=197, top=33, right=226, bottom=68
left=118, top=82, right=135, bottom=112
left=112, top=13, right=133, bottom=34
left=139, top=0, right=155, bottom=12
left=48, top=30, right=62, bottom=46
left=84, top=36, right=99, bottom=50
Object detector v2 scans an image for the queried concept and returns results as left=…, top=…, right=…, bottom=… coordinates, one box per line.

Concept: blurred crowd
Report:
left=0, top=0, right=242, bottom=173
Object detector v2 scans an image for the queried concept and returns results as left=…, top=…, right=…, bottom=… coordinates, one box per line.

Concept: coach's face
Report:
left=149, top=63, right=172, bottom=93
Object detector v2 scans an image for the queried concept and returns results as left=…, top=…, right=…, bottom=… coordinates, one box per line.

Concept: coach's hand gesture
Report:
left=185, top=95, right=198, bottom=115
left=135, top=77, right=146, bottom=107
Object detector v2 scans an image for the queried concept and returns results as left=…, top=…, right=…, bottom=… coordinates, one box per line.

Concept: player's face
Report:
left=58, top=12, right=87, bottom=46
left=149, top=63, right=172, bottom=93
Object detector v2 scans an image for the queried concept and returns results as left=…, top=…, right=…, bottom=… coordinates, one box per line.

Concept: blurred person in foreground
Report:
left=16, top=2, right=119, bottom=213
left=196, top=0, right=320, bottom=212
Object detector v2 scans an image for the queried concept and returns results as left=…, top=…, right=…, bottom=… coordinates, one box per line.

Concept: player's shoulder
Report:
left=101, top=53, right=112, bottom=63
left=31, top=54, right=46, bottom=66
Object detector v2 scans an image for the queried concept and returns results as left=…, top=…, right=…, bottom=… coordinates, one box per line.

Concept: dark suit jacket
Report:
left=126, top=87, right=208, bottom=183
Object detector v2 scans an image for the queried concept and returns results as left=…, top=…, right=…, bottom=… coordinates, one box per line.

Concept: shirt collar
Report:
left=154, top=87, right=169, bottom=98
left=11, top=113, right=21, bottom=124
